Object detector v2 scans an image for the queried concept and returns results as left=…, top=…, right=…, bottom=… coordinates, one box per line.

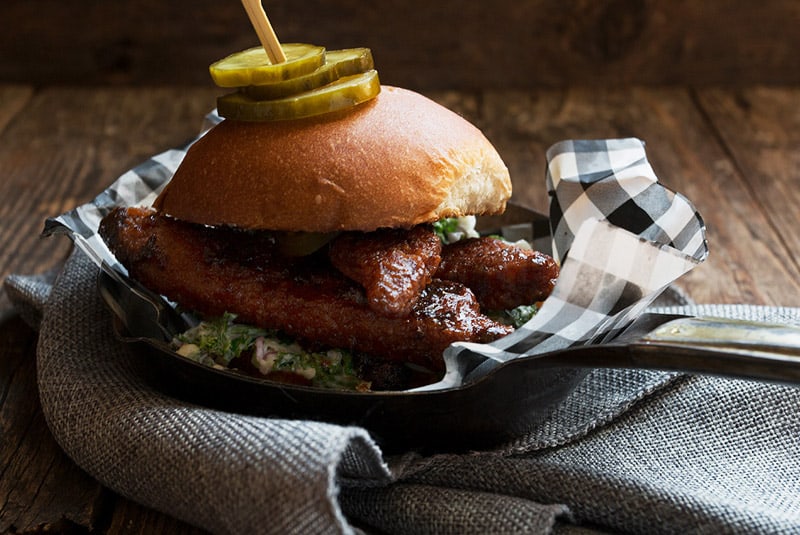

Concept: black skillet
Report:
left=96, top=207, right=800, bottom=453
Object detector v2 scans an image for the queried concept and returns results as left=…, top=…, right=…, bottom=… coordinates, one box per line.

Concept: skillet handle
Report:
left=629, top=316, right=800, bottom=385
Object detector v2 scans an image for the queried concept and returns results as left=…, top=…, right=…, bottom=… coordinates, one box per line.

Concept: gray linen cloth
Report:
left=6, top=249, right=800, bottom=534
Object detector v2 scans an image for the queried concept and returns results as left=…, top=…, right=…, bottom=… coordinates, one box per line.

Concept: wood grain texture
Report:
left=106, top=499, right=208, bottom=535
left=1, top=1, right=799, bottom=88
left=0, top=86, right=32, bottom=133
left=696, top=87, right=800, bottom=270
left=0, top=87, right=217, bottom=534
left=0, top=87, right=218, bottom=313
left=1, top=84, right=799, bottom=532
left=0, top=317, right=105, bottom=533
left=476, top=87, right=800, bottom=305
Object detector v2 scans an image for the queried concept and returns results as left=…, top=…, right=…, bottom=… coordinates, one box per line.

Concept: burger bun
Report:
left=154, top=86, right=512, bottom=232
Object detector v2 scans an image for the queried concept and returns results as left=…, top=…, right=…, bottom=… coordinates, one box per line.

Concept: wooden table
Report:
left=2, top=84, right=799, bottom=533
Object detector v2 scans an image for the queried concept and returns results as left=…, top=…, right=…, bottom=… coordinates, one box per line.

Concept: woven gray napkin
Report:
left=7, top=250, right=800, bottom=534
left=6, top=251, right=391, bottom=535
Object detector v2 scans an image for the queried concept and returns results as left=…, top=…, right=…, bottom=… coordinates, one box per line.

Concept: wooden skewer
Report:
left=240, top=0, right=287, bottom=63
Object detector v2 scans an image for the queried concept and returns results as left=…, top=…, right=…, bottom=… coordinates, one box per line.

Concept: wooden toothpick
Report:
left=240, top=0, right=287, bottom=63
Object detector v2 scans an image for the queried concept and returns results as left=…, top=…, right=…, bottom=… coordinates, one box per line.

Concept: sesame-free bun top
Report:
left=153, top=86, right=512, bottom=232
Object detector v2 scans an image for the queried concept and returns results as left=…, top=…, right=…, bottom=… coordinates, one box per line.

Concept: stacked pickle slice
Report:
left=210, top=44, right=380, bottom=121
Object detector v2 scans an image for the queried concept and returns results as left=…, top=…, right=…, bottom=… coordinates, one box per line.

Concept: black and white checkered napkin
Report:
left=43, top=117, right=707, bottom=391
left=432, top=138, right=708, bottom=388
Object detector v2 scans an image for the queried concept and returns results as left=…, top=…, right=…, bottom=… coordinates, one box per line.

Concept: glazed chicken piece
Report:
left=329, top=228, right=560, bottom=315
left=437, top=237, right=559, bottom=310
left=98, top=207, right=512, bottom=372
left=328, top=226, right=442, bottom=318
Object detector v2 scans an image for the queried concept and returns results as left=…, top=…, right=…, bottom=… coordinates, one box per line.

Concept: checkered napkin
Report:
left=430, top=139, right=708, bottom=389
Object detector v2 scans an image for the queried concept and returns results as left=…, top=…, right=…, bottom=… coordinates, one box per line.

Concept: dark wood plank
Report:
left=0, top=87, right=218, bottom=312
left=695, top=87, right=800, bottom=279
left=0, top=317, right=105, bottom=533
left=3, top=84, right=800, bottom=533
left=105, top=499, right=208, bottom=535
left=1, top=1, right=799, bottom=88
left=476, top=87, right=800, bottom=305
left=0, top=85, right=101, bottom=535
left=0, top=85, right=32, bottom=133
left=0, top=86, right=218, bottom=534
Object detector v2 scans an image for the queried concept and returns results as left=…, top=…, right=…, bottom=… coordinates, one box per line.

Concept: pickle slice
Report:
left=242, top=48, right=374, bottom=100
left=209, top=43, right=326, bottom=87
left=324, top=48, right=374, bottom=76
left=217, top=70, right=381, bottom=121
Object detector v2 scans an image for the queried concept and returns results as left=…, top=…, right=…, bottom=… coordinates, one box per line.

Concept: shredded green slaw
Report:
left=173, top=313, right=370, bottom=391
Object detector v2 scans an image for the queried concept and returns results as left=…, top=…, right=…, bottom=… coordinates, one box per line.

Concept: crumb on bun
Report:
left=153, top=86, right=512, bottom=232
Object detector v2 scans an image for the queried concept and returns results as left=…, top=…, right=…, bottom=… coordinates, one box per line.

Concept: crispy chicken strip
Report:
left=99, top=207, right=512, bottom=372
left=328, top=226, right=442, bottom=318
left=437, top=237, right=559, bottom=310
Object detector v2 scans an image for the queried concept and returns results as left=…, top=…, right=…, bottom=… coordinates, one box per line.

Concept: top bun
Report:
left=153, top=86, right=512, bottom=232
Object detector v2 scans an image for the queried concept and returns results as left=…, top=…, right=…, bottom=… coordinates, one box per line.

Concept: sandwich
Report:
left=99, top=78, right=558, bottom=391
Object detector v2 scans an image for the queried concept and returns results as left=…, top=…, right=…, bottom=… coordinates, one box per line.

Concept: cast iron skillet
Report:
left=98, top=273, right=800, bottom=453
left=111, top=313, right=590, bottom=453
left=96, top=208, right=800, bottom=453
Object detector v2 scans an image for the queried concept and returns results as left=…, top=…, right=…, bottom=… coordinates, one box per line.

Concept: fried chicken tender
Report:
left=99, top=207, right=512, bottom=372
left=437, top=237, right=559, bottom=310
left=328, top=226, right=442, bottom=318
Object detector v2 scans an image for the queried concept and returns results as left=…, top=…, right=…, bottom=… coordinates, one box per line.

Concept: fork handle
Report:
left=628, top=316, right=800, bottom=385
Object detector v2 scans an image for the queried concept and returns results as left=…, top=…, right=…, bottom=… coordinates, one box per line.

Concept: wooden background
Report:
left=1, top=0, right=799, bottom=89
left=2, top=1, right=800, bottom=533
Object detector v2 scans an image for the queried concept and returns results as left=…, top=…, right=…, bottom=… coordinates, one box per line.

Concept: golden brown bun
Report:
left=153, top=86, right=512, bottom=232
